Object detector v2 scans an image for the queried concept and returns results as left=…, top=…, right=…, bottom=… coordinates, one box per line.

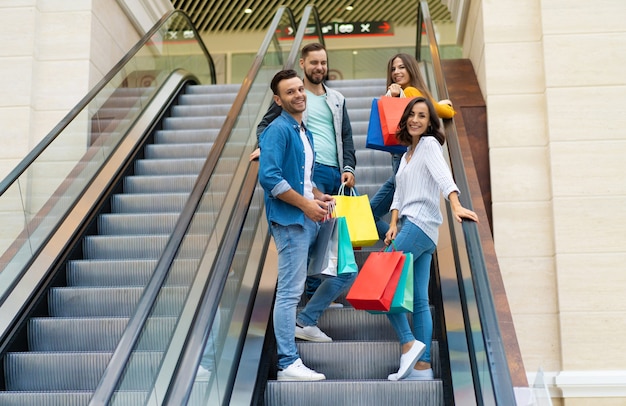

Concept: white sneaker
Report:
left=196, top=365, right=211, bottom=381
left=277, top=358, right=326, bottom=381
left=395, top=340, right=426, bottom=380
left=388, top=368, right=434, bottom=381
left=295, top=324, right=332, bottom=342
left=328, top=301, right=344, bottom=309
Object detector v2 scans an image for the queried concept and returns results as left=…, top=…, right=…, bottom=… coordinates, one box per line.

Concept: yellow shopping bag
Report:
left=333, top=184, right=379, bottom=247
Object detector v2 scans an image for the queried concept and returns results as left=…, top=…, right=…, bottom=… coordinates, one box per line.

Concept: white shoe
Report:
left=196, top=365, right=211, bottom=381
left=395, top=341, right=426, bottom=380
left=277, top=358, right=326, bottom=381
left=328, top=301, right=344, bottom=309
left=295, top=324, right=332, bottom=342
left=388, top=368, right=434, bottom=381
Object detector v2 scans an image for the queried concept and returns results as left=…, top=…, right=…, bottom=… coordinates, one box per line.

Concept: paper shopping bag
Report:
left=368, top=252, right=413, bottom=314
left=345, top=249, right=406, bottom=311
left=308, top=217, right=338, bottom=277
left=333, top=184, right=379, bottom=247
left=365, top=98, right=408, bottom=155
left=378, top=96, right=413, bottom=146
left=336, top=216, right=357, bottom=275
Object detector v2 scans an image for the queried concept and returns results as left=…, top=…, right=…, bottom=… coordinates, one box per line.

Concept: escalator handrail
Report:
left=89, top=6, right=297, bottom=406
left=417, top=1, right=522, bottom=403
left=283, top=4, right=325, bottom=69
left=162, top=5, right=325, bottom=404
left=0, top=10, right=215, bottom=197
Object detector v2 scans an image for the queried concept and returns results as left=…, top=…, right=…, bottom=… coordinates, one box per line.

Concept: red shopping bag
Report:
left=378, top=96, right=412, bottom=146
left=345, top=248, right=406, bottom=311
left=366, top=98, right=408, bottom=155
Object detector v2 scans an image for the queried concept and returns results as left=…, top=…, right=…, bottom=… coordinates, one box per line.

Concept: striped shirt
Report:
left=391, top=136, right=459, bottom=244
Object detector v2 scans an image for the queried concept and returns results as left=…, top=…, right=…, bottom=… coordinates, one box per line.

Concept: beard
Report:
left=305, top=70, right=325, bottom=85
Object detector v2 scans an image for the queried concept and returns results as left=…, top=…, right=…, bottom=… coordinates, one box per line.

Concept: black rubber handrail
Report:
left=0, top=10, right=215, bottom=197
left=89, top=6, right=297, bottom=406
left=417, top=1, right=518, bottom=404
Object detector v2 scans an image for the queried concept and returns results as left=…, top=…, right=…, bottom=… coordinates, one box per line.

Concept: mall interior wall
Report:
left=460, top=1, right=626, bottom=405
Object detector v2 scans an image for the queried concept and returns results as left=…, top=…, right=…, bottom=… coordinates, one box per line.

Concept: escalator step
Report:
left=294, top=341, right=440, bottom=380
left=48, top=286, right=188, bottom=317
left=265, top=380, right=443, bottom=406
left=4, top=352, right=162, bottom=391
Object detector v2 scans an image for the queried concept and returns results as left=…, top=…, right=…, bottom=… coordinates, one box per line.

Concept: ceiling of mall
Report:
left=169, top=0, right=452, bottom=33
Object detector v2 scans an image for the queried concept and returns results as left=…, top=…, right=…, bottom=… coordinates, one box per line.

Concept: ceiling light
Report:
left=244, top=8, right=252, bottom=14
left=346, top=6, right=354, bottom=11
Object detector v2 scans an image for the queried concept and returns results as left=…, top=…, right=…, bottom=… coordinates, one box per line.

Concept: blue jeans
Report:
left=386, top=219, right=436, bottom=364
left=297, top=271, right=356, bottom=327
left=370, top=153, right=402, bottom=239
left=270, top=217, right=318, bottom=369
left=313, top=162, right=342, bottom=196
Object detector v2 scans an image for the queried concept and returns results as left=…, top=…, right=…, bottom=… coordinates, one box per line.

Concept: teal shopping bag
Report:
left=336, top=216, right=357, bottom=275
left=386, top=252, right=413, bottom=313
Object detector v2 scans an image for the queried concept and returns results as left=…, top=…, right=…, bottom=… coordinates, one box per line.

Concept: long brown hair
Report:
left=395, top=97, right=445, bottom=146
left=386, top=53, right=434, bottom=100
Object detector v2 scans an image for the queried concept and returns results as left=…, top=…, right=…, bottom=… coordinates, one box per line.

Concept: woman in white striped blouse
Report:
left=384, top=97, right=478, bottom=381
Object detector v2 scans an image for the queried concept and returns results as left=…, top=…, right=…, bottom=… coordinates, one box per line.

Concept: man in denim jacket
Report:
left=254, top=43, right=357, bottom=304
left=258, top=69, right=336, bottom=381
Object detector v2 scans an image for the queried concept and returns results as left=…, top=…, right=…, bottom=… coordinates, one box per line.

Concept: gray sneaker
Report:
left=295, top=324, right=332, bottom=342
left=277, top=358, right=326, bottom=381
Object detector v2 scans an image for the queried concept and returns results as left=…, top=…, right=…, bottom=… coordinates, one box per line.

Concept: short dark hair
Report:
left=395, top=97, right=446, bottom=146
left=301, top=42, right=326, bottom=59
left=270, top=69, right=298, bottom=95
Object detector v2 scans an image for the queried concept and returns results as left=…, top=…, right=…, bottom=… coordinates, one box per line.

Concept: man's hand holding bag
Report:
left=308, top=202, right=358, bottom=278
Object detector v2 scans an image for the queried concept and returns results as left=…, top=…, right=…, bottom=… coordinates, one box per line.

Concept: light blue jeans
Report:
left=270, top=217, right=318, bottom=369
left=386, top=219, right=436, bottom=364
left=369, top=153, right=402, bottom=239
left=297, top=271, right=356, bottom=327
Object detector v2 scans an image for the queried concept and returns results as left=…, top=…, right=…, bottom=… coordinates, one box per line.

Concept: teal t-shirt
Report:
left=306, top=90, right=338, bottom=167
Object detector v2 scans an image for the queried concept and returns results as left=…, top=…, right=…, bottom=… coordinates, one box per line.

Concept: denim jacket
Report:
left=258, top=110, right=316, bottom=227
left=256, top=83, right=356, bottom=175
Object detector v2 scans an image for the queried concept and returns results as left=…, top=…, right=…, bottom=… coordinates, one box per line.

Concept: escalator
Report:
left=0, top=3, right=527, bottom=406
left=0, top=7, right=291, bottom=405
left=2, top=81, right=239, bottom=404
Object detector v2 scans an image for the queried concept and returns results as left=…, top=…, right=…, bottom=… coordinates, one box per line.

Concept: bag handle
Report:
left=337, top=182, right=357, bottom=197
left=322, top=200, right=336, bottom=222
left=383, top=240, right=399, bottom=252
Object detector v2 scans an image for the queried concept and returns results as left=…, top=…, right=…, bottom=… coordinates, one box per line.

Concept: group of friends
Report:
left=255, top=43, right=478, bottom=382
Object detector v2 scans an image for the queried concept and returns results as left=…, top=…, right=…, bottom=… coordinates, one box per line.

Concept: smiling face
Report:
left=273, top=76, right=306, bottom=116
left=406, top=102, right=430, bottom=139
left=390, top=57, right=412, bottom=87
left=300, top=49, right=328, bottom=85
